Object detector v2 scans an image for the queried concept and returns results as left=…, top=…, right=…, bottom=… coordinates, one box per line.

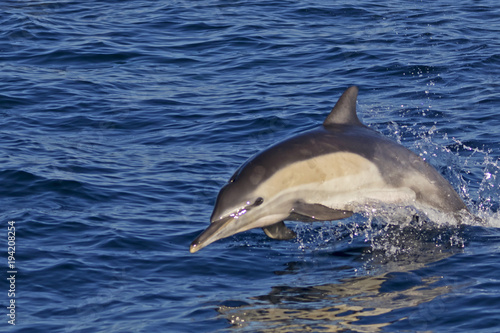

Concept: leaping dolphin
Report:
left=189, top=86, right=468, bottom=253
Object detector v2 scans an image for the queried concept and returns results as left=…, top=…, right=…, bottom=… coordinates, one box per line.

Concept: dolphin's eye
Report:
left=243, top=197, right=264, bottom=211
left=254, top=197, right=264, bottom=206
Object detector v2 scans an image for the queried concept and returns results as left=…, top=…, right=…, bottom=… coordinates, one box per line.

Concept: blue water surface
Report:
left=1, top=1, right=500, bottom=332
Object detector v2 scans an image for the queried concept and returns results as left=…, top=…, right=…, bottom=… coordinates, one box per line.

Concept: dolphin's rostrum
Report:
left=189, top=86, right=468, bottom=253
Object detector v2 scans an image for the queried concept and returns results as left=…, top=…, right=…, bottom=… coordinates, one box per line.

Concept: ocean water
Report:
left=1, top=1, right=500, bottom=332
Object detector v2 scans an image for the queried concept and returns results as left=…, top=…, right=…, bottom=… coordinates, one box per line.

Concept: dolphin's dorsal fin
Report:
left=323, top=86, right=363, bottom=127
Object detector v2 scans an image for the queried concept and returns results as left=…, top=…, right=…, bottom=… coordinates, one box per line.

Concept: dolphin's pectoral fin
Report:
left=262, top=221, right=297, bottom=240
left=292, top=201, right=353, bottom=221
left=287, top=212, right=318, bottom=222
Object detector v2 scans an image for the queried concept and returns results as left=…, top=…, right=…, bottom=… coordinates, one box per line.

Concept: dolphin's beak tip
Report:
left=189, top=243, right=199, bottom=254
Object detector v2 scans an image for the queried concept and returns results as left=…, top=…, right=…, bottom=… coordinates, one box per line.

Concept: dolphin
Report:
left=189, top=86, right=468, bottom=253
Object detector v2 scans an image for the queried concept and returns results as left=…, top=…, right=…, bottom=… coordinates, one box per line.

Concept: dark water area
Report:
left=1, top=1, right=500, bottom=332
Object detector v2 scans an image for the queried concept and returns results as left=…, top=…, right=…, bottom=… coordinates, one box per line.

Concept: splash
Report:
left=383, top=118, right=500, bottom=228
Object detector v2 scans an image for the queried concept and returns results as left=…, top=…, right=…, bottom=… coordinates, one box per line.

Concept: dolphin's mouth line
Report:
left=189, top=215, right=234, bottom=253
left=190, top=200, right=267, bottom=253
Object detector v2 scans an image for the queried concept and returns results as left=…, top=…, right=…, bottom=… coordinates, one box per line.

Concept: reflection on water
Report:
left=220, top=275, right=450, bottom=332
left=218, top=222, right=465, bottom=332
